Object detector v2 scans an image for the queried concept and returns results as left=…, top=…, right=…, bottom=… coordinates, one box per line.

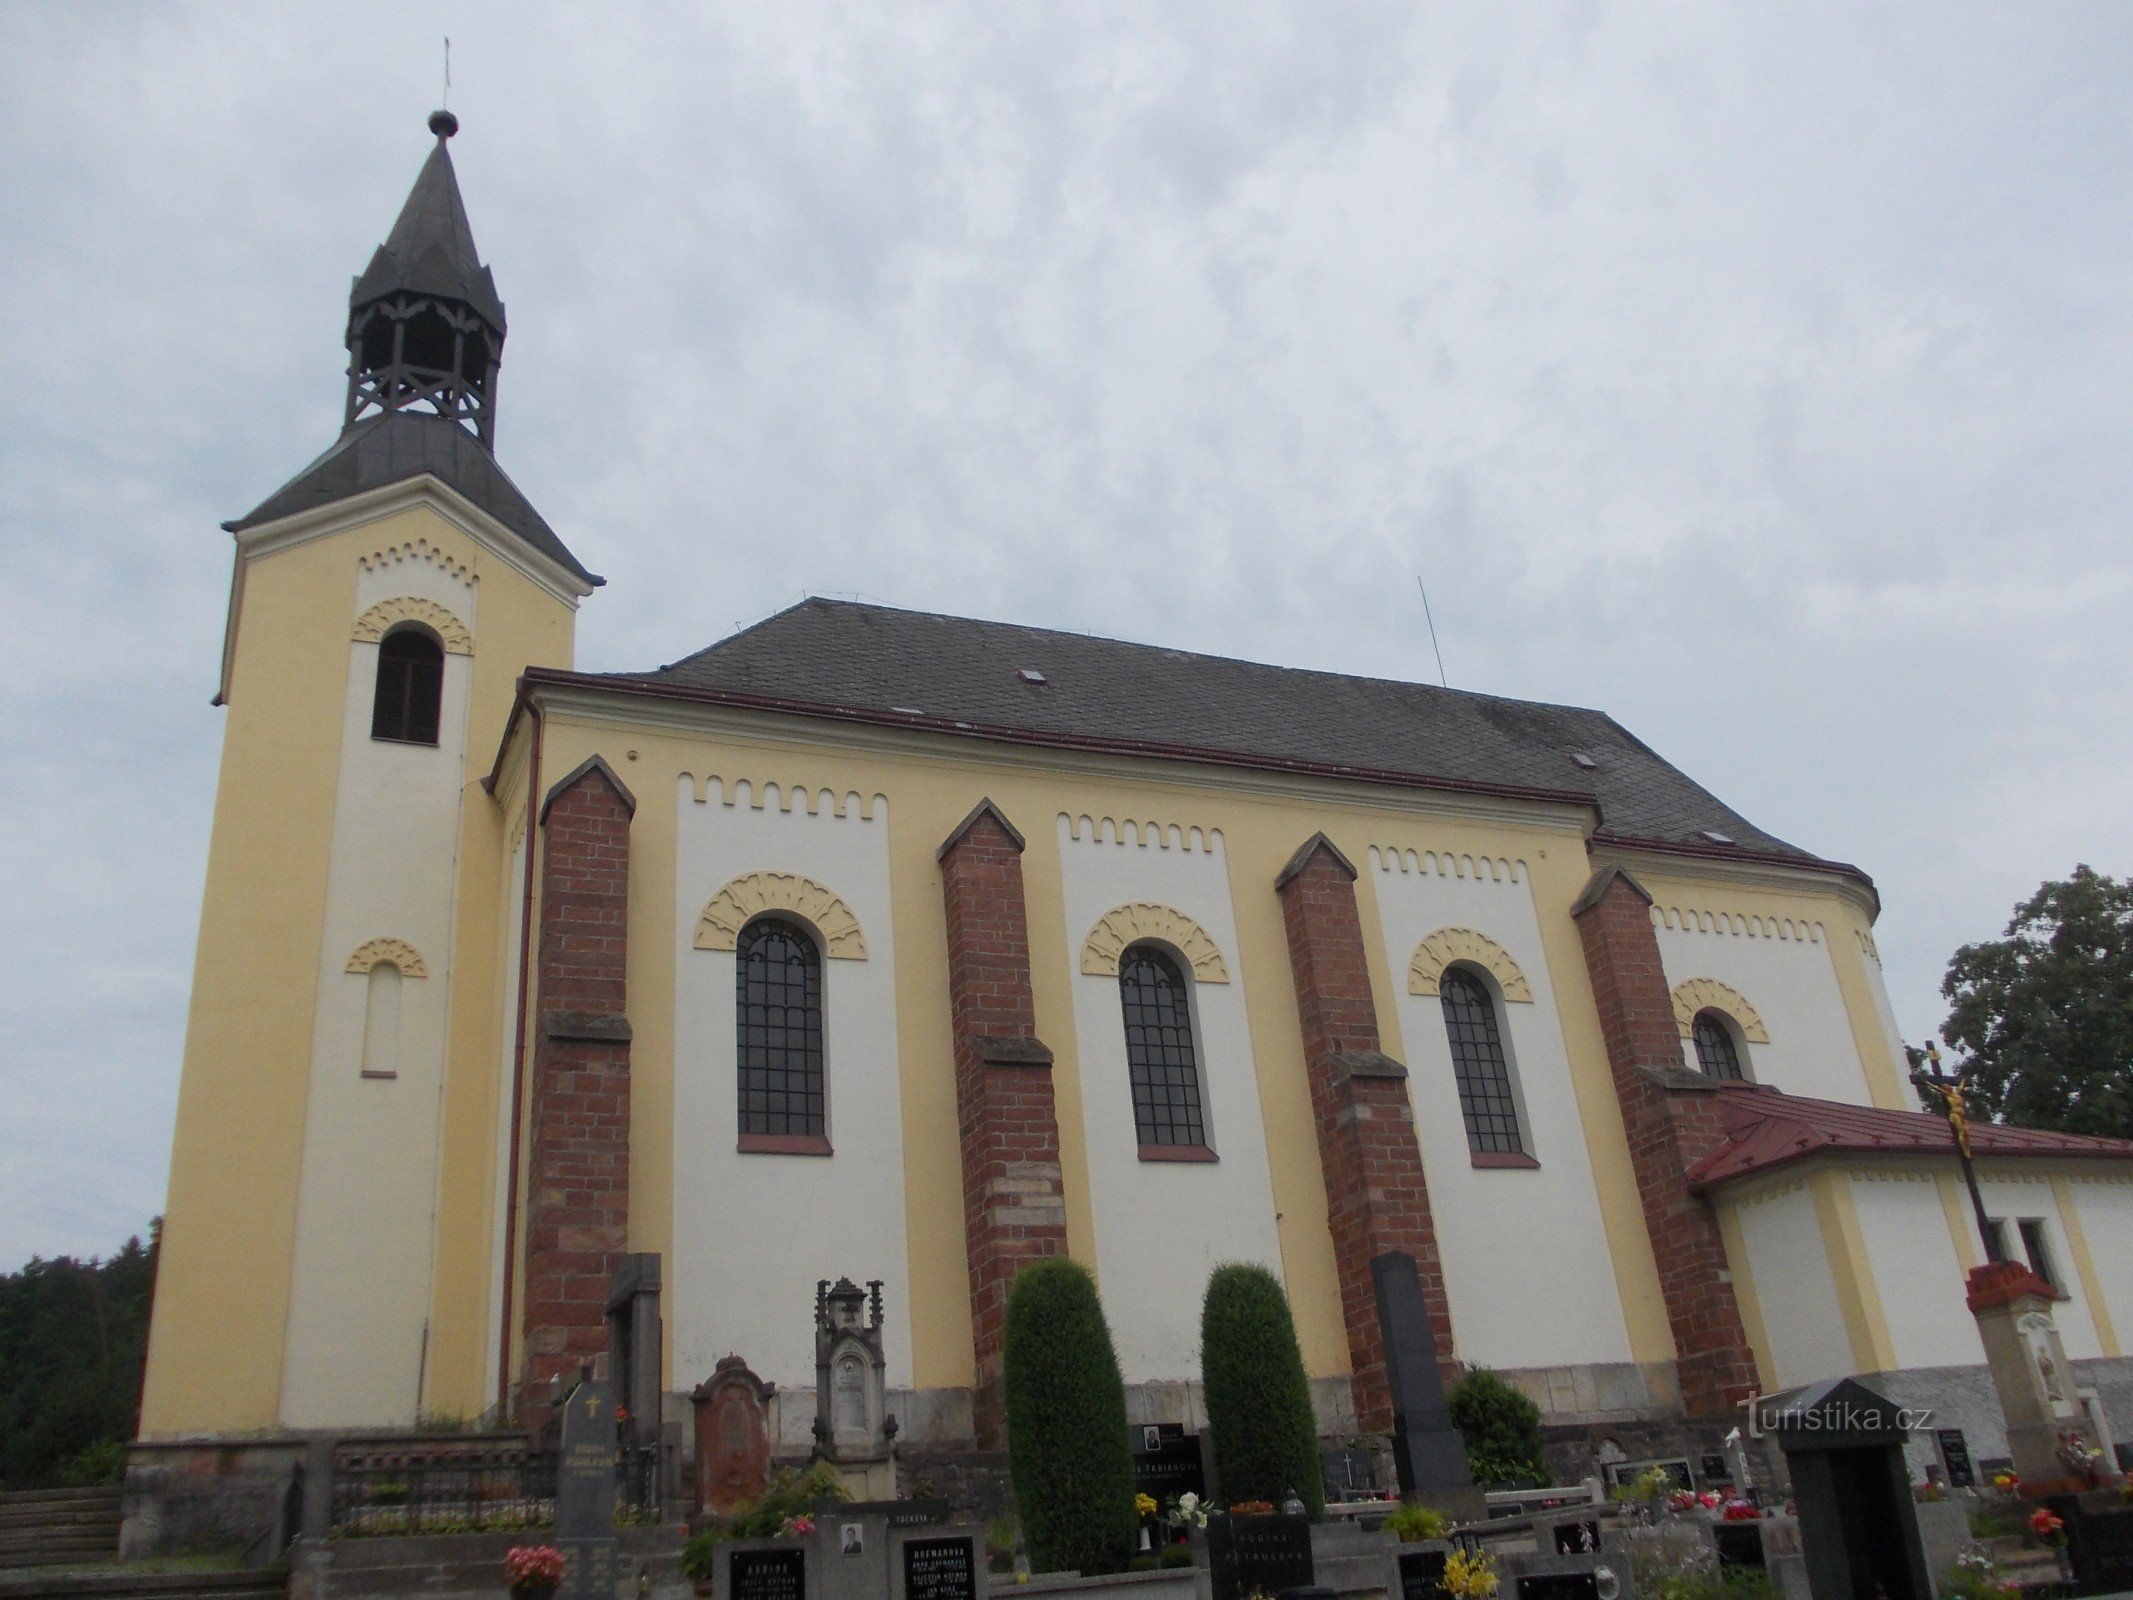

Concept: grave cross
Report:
left=1911, top=1043, right=2003, bottom=1263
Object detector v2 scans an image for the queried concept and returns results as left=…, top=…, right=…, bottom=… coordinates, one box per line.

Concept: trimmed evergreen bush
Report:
left=1003, top=1260, right=1137, bottom=1576
left=1199, top=1263, right=1325, bottom=1518
left=1446, top=1367, right=1549, bottom=1487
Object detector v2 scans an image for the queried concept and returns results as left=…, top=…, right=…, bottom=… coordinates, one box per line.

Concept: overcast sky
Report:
left=3, top=5, right=2128, bottom=1271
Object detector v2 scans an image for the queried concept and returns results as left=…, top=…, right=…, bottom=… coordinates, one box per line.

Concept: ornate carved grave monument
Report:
left=814, top=1277, right=898, bottom=1500
left=694, top=1356, right=775, bottom=1517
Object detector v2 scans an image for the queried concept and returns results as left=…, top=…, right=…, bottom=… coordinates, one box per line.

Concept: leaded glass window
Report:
left=1692, top=1011, right=1746, bottom=1081
left=736, top=917, right=824, bottom=1137
left=1441, top=967, right=1523, bottom=1155
left=1119, top=944, right=1207, bottom=1149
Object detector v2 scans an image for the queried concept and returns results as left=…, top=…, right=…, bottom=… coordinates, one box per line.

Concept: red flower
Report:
left=2028, top=1508, right=2065, bottom=1544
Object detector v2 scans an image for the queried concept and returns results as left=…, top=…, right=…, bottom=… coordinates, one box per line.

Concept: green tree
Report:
left=0, top=1221, right=159, bottom=1488
left=1941, top=866, right=2133, bottom=1139
left=1002, top=1260, right=1136, bottom=1577
left=1199, top=1263, right=1324, bottom=1517
left=1446, top=1367, right=1548, bottom=1488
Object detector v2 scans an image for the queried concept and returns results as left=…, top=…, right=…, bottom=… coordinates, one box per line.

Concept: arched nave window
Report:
left=1440, top=966, right=1525, bottom=1156
left=735, top=917, right=825, bottom=1141
left=371, top=627, right=444, bottom=745
left=1692, top=1010, right=1749, bottom=1082
left=1118, top=943, right=1208, bottom=1152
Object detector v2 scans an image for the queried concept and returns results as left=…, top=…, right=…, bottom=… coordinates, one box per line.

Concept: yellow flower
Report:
left=1444, top=1548, right=1500, bottom=1600
left=1135, top=1493, right=1159, bottom=1518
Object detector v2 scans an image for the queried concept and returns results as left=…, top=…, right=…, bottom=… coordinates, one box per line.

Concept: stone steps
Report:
left=0, top=1488, right=122, bottom=1570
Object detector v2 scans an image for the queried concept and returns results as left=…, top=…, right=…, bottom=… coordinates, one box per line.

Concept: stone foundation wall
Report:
left=120, top=1438, right=305, bottom=1564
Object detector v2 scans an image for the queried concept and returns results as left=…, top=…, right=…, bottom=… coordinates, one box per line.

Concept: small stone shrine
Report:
left=694, top=1355, right=776, bottom=1517
left=814, top=1277, right=898, bottom=1499
left=1965, top=1259, right=2107, bottom=1488
left=555, top=1373, right=619, bottom=1600
left=1206, top=1511, right=1313, bottom=1600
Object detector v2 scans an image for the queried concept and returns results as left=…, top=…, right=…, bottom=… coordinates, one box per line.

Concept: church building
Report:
left=140, top=114, right=2133, bottom=1497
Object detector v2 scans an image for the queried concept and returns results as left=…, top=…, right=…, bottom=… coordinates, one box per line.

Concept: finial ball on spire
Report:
left=428, top=109, right=459, bottom=139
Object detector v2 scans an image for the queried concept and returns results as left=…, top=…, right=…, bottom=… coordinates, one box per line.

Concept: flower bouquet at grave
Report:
left=2056, top=1429, right=2107, bottom=1489
left=1168, top=1492, right=1209, bottom=1535
left=1228, top=1500, right=1276, bottom=1516
left=1719, top=1499, right=1760, bottom=1523
left=1443, top=1547, right=1501, bottom=1600
left=2026, top=1508, right=2065, bottom=1549
left=504, top=1544, right=565, bottom=1600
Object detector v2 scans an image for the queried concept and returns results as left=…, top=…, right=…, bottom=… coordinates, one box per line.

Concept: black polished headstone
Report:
left=1370, top=1251, right=1475, bottom=1503
left=1321, top=1445, right=1377, bottom=1500
left=1935, top=1430, right=1975, bottom=1489
left=1395, top=1548, right=1448, bottom=1600
left=1699, top=1453, right=1730, bottom=1484
left=731, top=1546, right=807, bottom=1600
left=901, top=1535, right=978, bottom=1600
left=1133, top=1424, right=1207, bottom=1505
left=1551, top=1520, right=1602, bottom=1556
left=1713, top=1524, right=1765, bottom=1570
left=1208, top=1513, right=1314, bottom=1600
left=555, top=1377, right=618, bottom=1600
left=2052, top=1497, right=2133, bottom=1596
left=1517, top=1573, right=1599, bottom=1600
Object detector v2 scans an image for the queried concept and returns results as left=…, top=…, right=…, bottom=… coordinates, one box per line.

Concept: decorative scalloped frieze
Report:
left=351, top=596, right=472, bottom=654
left=694, top=872, right=867, bottom=959
left=1367, top=845, right=1525, bottom=884
left=1406, top=927, right=1533, bottom=1003
left=1671, top=977, right=1770, bottom=1043
left=357, top=536, right=476, bottom=585
left=1854, top=927, right=1881, bottom=965
left=679, top=774, right=884, bottom=820
left=1079, top=903, right=1230, bottom=983
left=1061, top=814, right=1221, bottom=854
left=346, top=938, right=428, bottom=978
left=1652, top=903, right=1824, bottom=944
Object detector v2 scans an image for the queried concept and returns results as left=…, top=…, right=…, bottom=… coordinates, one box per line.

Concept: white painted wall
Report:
left=1978, top=1173, right=2104, bottom=1359
left=671, top=777, right=909, bottom=1393
left=2068, top=1179, right=2133, bottom=1355
left=1847, top=1172, right=1985, bottom=1369
left=1731, top=1180, right=1852, bottom=1388
left=282, top=549, right=477, bottom=1427
left=1653, top=911, right=1872, bottom=1104
left=1368, top=846, right=1633, bottom=1371
left=1055, top=815, right=1284, bottom=1383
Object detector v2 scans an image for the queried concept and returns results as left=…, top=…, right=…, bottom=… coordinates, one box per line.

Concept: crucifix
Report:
left=1911, top=1042, right=2003, bottom=1263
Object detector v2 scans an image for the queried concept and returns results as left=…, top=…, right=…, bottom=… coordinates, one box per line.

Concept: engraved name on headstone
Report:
left=1208, top=1512, right=1313, bottom=1600
left=1517, top=1572, right=1600, bottom=1600
left=900, top=1535, right=978, bottom=1600
left=1935, top=1429, right=1975, bottom=1489
left=555, top=1377, right=619, bottom=1600
left=730, top=1546, right=808, bottom=1600
left=1396, top=1547, right=1449, bottom=1600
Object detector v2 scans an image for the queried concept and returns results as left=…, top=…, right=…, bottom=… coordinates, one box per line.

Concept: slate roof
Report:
left=350, top=130, right=506, bottom=330
left=226, top=411, right=600, bottom=586
left=602, top=597, right=1847, bottom=869
left=1685, top=1083, right=2133, bottom=1189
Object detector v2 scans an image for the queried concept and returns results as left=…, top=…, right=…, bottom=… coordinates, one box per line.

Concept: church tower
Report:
left=140, top=114, right=598, bottom=1435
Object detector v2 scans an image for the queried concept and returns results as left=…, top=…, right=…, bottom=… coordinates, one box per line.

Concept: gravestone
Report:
left=2050, top=1494, right=2133, bottom=1596
left=1393, top=1545, right=1449, bottom=1600
left=1753, top=1377, right=1930, bottom=1600
left=1550, top=1518, right=1603, bottom=1556
left=1934, top=1429, right=1975, bottom=1489
left=1712, top=1524, right=1765, bottom=1570
left=1208, top=1512, right=1314, bottom=1600
left=1371, top=1252, right=1479, bottom=1513
left=1699, top=1454, right=1731, bottom=1486
left=814, top=1278, right=898, bottom=1500
left=694, top=1356, right=776, bottom=1516
left=606, top=1253, right=664, bottom=1460
left=888, top=1526, right=987, bottom=1600
left=1505, top=1552, right=1630, bottom=1600
left=1321, top=1443, right=1377, bottom=1502
left=729, top=1545, right=807, bottom=1600
left=555, top=1376, right=619, bottom=1600
left=1133, top=1424, right=1207, bottom=1506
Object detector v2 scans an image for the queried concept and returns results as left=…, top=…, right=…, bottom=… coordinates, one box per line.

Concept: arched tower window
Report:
left=1118, top=943, right=1207, bottom=1151
left=371, top=627, right=444, bottom=745
left=736, top=917, right=825, bottom=1141
left=1692, top=1010, right=1748, bottom=1081
left=1440, top=967, right=1524, bottom=1155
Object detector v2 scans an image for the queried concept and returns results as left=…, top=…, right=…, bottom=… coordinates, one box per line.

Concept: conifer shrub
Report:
left=1446, top=1367, right=1549, bottom=1487
left=1199, top=1263, right=1325, bottom=1518
left=1003, top=1260, right=1137, bottom=1575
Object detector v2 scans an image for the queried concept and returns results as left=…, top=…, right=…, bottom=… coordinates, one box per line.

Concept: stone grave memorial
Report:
left=1506, top=1553, right=1630, bottom=1600
left=1207, top=1511, right=1314, bottom=1600
left=2048, top=1491, right=2133, bottom=1596
left=1933, top=1428, right=1975, bottom=1489
left=1753, top=1377, right=1931, bottom=1600
left=555, top=1375, right=620, bottom=1600
left=1389, top=1542, right=1450, bottom=1600
left=814, top=1277, right=899, bottom=1501
left=810, top=1502, right=953, bottom=1600
left=1133, top=1423, right=1207, bottom=1508
left=720, top=1539, right=809, bottom=1600
left=888, top=1525, right=988, bottom=1600
left=694, top=1355, right=776, bottom=1517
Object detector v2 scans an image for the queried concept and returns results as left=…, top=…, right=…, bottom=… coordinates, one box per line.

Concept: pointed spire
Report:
left=343, top=111, right=507, bottom=444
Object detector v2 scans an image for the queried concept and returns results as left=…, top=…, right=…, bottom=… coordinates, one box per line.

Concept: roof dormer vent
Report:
left=1018, top=668, right=1048, bottom=684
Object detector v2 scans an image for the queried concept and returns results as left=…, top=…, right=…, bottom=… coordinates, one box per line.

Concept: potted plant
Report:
left=504, top=1544, right=566, bottom=1600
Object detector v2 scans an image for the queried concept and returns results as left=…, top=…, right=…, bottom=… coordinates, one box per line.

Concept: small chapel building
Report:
left=140, top=114, right=2133, bottom=1497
